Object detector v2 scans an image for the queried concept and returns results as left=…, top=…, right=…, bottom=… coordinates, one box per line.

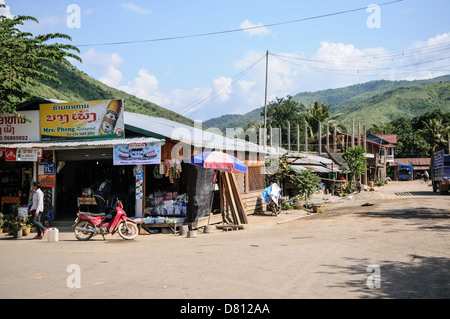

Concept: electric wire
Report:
left=179, top=53, right=267, bottom=116
left=75, top=0, right=404, bottom=47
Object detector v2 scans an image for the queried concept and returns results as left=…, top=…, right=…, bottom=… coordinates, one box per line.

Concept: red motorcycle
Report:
left=73, top=199, right=138, bottom=241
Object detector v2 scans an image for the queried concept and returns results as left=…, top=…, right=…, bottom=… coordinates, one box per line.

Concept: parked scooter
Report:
left=262, top=183, right=282, bottom=216
left=73, top=199, right=138, bottom=241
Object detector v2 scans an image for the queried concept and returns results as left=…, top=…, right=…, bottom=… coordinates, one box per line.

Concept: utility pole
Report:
left=263, top=50, right=269, bottom=149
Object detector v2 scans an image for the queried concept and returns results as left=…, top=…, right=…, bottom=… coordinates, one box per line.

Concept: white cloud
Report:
left=212, top=76, right=233, bottom=102
left=74, top=32, right=450, bottom=122
left=0, top=0, right=14, bottom=18
left=100, top=65, right=123, bottom=87
left=76, top=49, right=124, bottom=87
left=240, top=19, right=270, bottom=36
left=120, top=69, right=159, bottom=100
left=121, top=3, right=151, bottom=15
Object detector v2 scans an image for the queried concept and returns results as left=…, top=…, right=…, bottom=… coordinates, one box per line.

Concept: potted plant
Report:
left=22, top=222, right=32, bottom=236
left=5, top=214, right=25, bottom=238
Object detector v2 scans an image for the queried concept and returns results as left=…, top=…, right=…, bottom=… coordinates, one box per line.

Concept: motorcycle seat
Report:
left=79, top=212, right=105, bottom=217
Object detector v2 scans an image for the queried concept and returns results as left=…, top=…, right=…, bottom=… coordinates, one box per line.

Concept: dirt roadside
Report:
left=0, top=180, right=449, bottom=299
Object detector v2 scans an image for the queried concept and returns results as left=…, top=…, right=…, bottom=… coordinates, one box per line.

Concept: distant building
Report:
left=309, top=131, right=397, bottom=183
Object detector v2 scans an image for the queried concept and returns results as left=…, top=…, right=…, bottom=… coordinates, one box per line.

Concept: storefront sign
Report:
left=40, top=99, right=125, bottom=140
left=38, top=162, right=55, bottom=187
left=113, top=142, right=161, bottom=165
left=0, top=111, right=40, bottom=142
left=17, top=148, right=39, bottom=161
left=5, top=148, right=17, bottom=161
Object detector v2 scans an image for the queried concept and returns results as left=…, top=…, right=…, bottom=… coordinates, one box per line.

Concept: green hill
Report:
left=204, top=75, right=450, bottom=130
left=26, top=61, right=195, bottom=126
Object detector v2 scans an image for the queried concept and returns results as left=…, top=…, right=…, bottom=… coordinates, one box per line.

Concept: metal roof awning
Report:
left=124, top=112, right=267, bottom=154
left=291, top=165, right=338, bottom=173
left=0, top=137, right=164, bottom=150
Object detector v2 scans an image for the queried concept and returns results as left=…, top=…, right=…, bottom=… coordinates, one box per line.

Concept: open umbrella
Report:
left=189, top=151, right=248, bottom=173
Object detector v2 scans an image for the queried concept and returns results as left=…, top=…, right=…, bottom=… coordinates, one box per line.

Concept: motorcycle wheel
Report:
left=269, top=203, right=282, bottom=216
left=74, top=220, right=95, bottom=241
left=118, top=221, right=138, bottom=240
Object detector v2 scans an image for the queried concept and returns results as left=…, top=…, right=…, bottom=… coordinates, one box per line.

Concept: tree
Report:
left=342, top=146, right=367, bottom=180
left=0, top=5, right=81, bottom=118
left=301, top=100, right=345, bottom=139
left=261, top=96, right=305, bottom=147
left=290, top=169, right=321, bottom=205
left=418, top=118, right=449, bottom=154
left=265, top=154, right=321, bottom=204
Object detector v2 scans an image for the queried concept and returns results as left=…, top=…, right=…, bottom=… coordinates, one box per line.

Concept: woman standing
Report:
left=30, top=182, right=48, bottom=239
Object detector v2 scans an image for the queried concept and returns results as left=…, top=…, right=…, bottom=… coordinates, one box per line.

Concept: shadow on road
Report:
left=356, top=207, right=450, bottom=221
left=320, top=255, right=450, bottom=298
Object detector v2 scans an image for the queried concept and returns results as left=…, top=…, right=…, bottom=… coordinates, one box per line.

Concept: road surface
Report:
left=1, top=180, right=449, bottom=300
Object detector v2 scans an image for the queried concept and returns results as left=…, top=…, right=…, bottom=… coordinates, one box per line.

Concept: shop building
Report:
left=0, top=98, right=268, bottom=230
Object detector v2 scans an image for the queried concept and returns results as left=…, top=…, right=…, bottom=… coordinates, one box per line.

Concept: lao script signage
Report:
left=0, top=111, right=41, bottom=142
left=40, top=99, right=125, bottom=140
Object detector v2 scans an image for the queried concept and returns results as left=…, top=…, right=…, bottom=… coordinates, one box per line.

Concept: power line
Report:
left=179, top=53, right=267, bottom=116
left=75, top=0, right=404, bottom=47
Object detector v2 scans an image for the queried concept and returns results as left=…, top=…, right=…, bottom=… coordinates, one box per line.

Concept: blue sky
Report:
left=2, top=0, right=450, bottom=121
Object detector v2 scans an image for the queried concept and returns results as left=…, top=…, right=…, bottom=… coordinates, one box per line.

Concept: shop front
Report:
left=1, top=98, right=268, bottom=234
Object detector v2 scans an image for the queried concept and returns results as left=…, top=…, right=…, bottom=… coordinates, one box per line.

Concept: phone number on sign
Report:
left=0, top=135, right=29, bottom=141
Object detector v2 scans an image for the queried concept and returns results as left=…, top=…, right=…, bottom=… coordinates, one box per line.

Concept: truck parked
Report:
left=397, top=163, right=413, bottom=181
left=431, top=150, right=450, bottom=194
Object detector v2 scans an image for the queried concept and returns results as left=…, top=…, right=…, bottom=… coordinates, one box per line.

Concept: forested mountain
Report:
left=204, top=75, right=450, bottom=131
left=26, top=61, right=194, bottom=126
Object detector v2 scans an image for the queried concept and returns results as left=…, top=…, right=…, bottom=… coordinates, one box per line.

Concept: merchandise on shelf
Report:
left=144, top=191, right=187, bottom=219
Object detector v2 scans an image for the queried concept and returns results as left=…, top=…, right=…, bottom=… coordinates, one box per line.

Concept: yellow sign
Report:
left=40, top=99, right=124, bottom=140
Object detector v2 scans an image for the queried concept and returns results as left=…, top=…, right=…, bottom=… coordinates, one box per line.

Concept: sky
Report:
left=2, top=0, right=450, bottom=122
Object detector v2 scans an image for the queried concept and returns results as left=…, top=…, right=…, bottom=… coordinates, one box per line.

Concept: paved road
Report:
left=1, top=181, right=449, bottom=301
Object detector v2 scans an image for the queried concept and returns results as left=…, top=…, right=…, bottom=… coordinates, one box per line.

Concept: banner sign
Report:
left=40, top=99, right=125, bottom=140
left=113, top=142, right=161, bottom=165
left=0, top=111, right=40, bottom=142
left=38, top=162, right=55, bottom=187
left=136, top=165, right=144, bottom=200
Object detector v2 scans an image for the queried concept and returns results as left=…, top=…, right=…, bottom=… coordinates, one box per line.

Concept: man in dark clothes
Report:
left=91, top=178, right=112, bottom=214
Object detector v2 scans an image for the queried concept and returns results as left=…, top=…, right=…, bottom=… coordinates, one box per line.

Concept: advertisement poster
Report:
left=0, top=111, right=41, bottom=142
left=40, top=99, right=125, bottom=140
left=113, top=142, right=161, bottom=165
left=38, top=162, right=55, bottom=187
left=136, top=165, right=143, bottom=200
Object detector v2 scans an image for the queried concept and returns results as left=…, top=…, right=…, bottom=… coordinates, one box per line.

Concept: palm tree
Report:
left=418, top=118, right=449, bottom=154
left=301, top=101, right=345, bottom=138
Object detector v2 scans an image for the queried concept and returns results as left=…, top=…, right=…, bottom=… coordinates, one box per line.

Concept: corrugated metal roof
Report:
left=124, top=112, right=267, bottom=154
left=0, top=137, right=162, bottom=150
left=389, top=158, right=431, bottom=166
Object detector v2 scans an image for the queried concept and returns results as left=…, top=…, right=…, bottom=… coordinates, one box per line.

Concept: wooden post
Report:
left=326, top=123, right=330, bottom=152
left=363, top=124, right=367, bottom=185
left=357, top=122, right=361, bottom=147
left=333, top=125, right=337, bottom=152
left=351, top=118, right=355, bottom=148
left=318, top=121, right=322, bottom=155
left=287, top=121, right=291, bottom=151
left=297, top=124, right=300, bottom=152
left=305, top=124, right=308, bottom=152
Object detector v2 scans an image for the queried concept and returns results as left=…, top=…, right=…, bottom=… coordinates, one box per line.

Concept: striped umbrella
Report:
left=189, top=151, right=247, bottom=173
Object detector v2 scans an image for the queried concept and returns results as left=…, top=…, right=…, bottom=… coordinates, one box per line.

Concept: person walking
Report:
left=30, top=182, right=47, bottom=239
left=356, top=178, right=362, bottom=193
